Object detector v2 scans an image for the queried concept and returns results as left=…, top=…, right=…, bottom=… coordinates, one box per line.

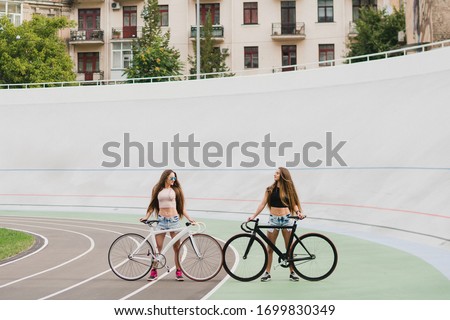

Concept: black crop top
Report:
left=269, top=187, right=289, bottom=208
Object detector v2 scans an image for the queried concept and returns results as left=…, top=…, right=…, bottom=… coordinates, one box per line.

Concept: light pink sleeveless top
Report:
left=158, top=188, right=176, bottom=208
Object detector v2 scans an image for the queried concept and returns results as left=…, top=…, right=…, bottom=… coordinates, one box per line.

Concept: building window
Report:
left=78, top=52, right=100, bottom=73
left=78, top=9, right=100, bottom=30
left=319, top=44, right=335, bottom=66
left=0, top=1, right=22, bottom=26
left=282, top=45, right=297, bottom=71
left=352, top=0, right=377, bottom=21
left=112, top=42, right=132, bottom=70
left=244, top=46, right=259, bottom=68
left=243, top=2, right=258, bottom=25
left=123, top=6, right=137, bottom=38
left=78, top=8, right=101, bottom=42
left=159, top=5, right=168, bottom=27
left=318, top=0, right=334, bottom=23
left=199, top=3, right=220, bottom=25
left=281, top=1, right=296, bottom=34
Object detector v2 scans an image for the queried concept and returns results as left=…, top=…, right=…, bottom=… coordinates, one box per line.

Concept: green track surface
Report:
left=1, top=210, right=449, bottom=299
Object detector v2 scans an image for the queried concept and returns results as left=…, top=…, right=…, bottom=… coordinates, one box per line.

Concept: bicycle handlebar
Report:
left=240, top=215, right=306, bottom=233
left=241, top=219, right=258, bottom=233
left=187, top=221, right=206, bottom=234
left=290, top=215, right=307, bottom=220
left=140, top=219, right=206, bottom=233
left=141, top=219, right=159, bottom=226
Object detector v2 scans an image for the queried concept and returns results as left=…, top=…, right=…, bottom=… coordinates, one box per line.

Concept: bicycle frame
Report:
left=130, top=222, right=204, bottom=264
left=245, top=220, right=313, bottom=265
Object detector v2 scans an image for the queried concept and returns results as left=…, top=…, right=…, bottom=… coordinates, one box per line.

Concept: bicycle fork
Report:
left=243, top=236, right=257, bottom=260
left=187, top=235, right=203, bottom=259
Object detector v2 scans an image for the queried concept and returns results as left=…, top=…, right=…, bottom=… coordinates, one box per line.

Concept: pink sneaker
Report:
left=175, top=269, right=184, bottom=281
left=147, top=268, right=158, bottom=281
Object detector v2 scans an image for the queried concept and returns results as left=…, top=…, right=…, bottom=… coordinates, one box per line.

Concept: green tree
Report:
left=125, top=0, right=183, bottom=81
left=0, top=15, right=76, bottom=85
left=346, top=6, right=406, bottom=61
left=188, top=11, right=233, bottom=78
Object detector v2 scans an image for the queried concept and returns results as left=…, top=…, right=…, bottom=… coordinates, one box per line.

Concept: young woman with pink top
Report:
left=140, top=169, right=195, bottom=281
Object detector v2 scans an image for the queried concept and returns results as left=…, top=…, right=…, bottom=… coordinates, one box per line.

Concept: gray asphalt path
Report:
left=0, top=216, right=225, bottom=300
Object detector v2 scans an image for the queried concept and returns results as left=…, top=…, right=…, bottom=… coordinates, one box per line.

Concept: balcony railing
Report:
left=272, top=22, right=305, bottom=38
left=111, top=27, right=143, bottom=40
left=76, top=71, right=104, bottom=82
left=190, top=25, right=224, bottom=39
left=70, top=29, right=104, bottom=43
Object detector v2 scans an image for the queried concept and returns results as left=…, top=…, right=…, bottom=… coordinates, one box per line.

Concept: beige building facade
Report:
left=68, top=0, right=401, bottom=80
left=4, top=0, right=448, bottom=82
left=405, top=0, right=450, bottom=45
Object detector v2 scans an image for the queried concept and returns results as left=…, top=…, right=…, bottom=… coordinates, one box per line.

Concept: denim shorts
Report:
left=156, top=215, right=181, bottom=230
left=267, top=214, right=293, bottom=232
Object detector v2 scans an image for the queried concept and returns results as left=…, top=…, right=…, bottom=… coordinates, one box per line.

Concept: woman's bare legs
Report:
left=265, top=229, right=279, bottom=273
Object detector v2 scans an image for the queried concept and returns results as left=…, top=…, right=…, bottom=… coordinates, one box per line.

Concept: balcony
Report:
left=111, top=27, right=142, bottom=40
left=190, top=25, right=224, bottom=41
left=69, top=29, right=104, bottom=44
left=271, top=22, right=306, bottom=40
left=76, top=71, right=104, bottom=82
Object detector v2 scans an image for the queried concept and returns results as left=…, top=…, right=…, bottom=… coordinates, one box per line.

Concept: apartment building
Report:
left=67, top=0, right=403, bottom=81
left=5, top=0, right=447, bottom=82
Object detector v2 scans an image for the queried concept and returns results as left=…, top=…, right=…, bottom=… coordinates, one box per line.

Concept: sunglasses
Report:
left=169, top=176, right=177, bottom=181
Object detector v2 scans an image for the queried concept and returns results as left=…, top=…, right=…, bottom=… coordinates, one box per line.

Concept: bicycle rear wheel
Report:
left=222, top=234, right=267, bottom=282
left=108, top=233, right=154, bottom=281
left=290, top=233, right=337, bottom=281
left=178, top=234, right=223, bottom=281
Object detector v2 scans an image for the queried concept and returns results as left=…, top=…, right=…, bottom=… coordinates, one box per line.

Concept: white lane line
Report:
left=201, top=236, right=233, bottom=300
left=39, top=227, right=159, bottom=300
left=119, top=234, right=178, bottom=300
left=5, top=219, right=126, bottom=300
left=201, top=274, right=232, bottom=300
left=39, top=268, right=112, bottom=300
left=1, top=218, right=142, bottom=299
left=121, top=235, right=232, bottom=301
left=119, top=266, right=176, bottom=300
left=2, top=216, right=231, bottom=300
left=0, top=225, right=95, bottom=289
left=0, top=228, right=48, bottom=268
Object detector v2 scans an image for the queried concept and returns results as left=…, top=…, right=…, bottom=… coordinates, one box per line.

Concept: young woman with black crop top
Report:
left=248, top=167, right=306, bottom=282
left=140, top=169, right=195, bottom=281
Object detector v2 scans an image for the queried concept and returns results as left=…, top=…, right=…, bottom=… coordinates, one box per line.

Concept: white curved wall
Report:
left=1, top=47, right=449, bottom=247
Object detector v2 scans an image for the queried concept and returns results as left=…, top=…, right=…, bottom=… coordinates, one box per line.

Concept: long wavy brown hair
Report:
left=146, top=169, right=185, bottom=218
left=266, top=167, right=302, bottom=213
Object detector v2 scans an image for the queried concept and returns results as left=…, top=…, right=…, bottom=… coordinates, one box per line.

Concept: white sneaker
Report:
left=261, top=272, right=271, bottom=282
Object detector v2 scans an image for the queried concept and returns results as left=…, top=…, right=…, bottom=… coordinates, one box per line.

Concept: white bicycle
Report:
left=108, top=220, right=223, bottom=282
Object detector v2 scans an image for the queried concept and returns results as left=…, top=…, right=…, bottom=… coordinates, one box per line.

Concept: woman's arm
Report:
left=140, top=208, right=153, bottom=221
left=293, top=204, right=306, bottom=219
left=182, top=208, right=195, bottom=223
left=248, top=191, right=269, bottom=221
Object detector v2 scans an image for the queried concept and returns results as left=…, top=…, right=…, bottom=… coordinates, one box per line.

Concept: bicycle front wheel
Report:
left=108, top=233, right=154, bottom=281
left=290, top=233, right=337, bottom=281
left=178, top=234, right=223, bottom=281
left=222, top=234, right=267, bottom=282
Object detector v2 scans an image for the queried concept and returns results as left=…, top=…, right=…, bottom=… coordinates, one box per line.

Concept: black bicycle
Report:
left=222, top=216, right=338, bottom=282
